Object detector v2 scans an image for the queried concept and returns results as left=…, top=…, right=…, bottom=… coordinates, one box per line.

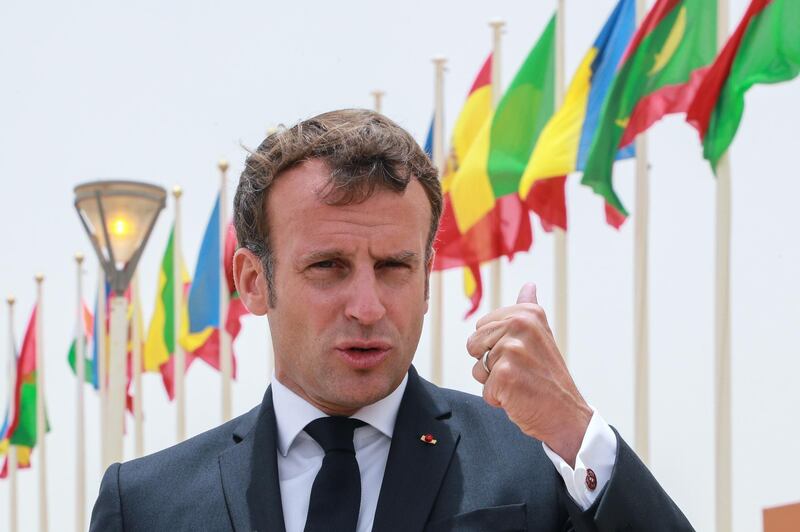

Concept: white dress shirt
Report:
left=273, top=375, right=407, bottom=532
left=271, top=374, right=617, bottom=532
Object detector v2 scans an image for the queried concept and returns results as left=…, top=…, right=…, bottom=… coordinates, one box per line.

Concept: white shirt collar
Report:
left=271, top=373, right=408, bottom=457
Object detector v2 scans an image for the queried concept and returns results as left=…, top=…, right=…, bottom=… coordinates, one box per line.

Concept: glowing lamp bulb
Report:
left=109, top=216, right=131, bottom=237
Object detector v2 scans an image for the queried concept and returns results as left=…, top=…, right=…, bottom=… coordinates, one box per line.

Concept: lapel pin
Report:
left=420, top=433, right=437, bottom=445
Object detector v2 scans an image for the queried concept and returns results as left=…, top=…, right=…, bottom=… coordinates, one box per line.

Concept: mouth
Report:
left=335, top=341, right=392, bottom=370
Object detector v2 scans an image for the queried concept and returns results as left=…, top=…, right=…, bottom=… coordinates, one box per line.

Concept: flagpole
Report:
left=34, top=274, right=48, bottom=532
left=489, top=19, right=505, bottom=311
left=219, top=160, right=233, bottom=423
left=633, top=0, right=651, bottom=466
left=714, top=155, right=732, bottom=532
left=74, top=254, right=86, bottom=532
left=107, top=294, right=127, bottom=467
left=553, top=0, right=568, bottom=358
left=714, top=2, right=732, bottom=531
left=371, top=90, right=385, bottom=114
left=430, top=56, right=447, bottom=385
left=6, top=295, right=18, bottom=532
left=97, top=270, right=108, bottom=471
left=131, top=274, right=144, bottom=458
left=173, top=186, right=186, bottom=442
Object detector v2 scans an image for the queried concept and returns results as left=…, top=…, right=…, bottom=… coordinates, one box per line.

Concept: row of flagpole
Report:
left=414, top=0, right=734, bottom=530
left=0, top=156, right=248, bottom=530
left=47, top=160, right=240, bottom=530
left=4, top=277, right=48, bottom=532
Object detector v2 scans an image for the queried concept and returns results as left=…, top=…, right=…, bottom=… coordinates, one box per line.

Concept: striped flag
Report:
left=432, top=54, right=493, bottom=316
left=519, top=0, right=636, bottom=229
left=144, top=226, right=191, bottom=399
left=435, top=14, right=557, bottom=314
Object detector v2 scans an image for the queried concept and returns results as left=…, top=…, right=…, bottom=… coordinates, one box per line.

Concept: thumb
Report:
left=516, top=283, right=538, bottom=305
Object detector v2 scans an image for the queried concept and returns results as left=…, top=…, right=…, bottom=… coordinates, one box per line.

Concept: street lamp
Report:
left=73, top=180, right=166, bottom=467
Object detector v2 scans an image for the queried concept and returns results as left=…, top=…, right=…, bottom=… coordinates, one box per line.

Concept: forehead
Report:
left=266, top=159, right=432, bottom=255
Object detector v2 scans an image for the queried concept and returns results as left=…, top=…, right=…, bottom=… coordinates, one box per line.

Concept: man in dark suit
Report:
left=91, top=109, right=693, bottom=531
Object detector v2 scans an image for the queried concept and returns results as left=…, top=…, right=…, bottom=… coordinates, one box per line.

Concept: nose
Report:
left=344, top=267, right=386, bottom=325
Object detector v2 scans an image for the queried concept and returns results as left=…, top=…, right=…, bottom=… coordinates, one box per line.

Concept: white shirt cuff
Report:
left=541, top=409, right=617, bottom=510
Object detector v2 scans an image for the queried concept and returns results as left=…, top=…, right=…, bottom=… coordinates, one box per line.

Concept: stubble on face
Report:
left=264, top=160, right=432, bottom=415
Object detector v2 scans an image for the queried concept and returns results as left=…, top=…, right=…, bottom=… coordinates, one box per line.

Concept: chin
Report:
left=327, top=373, right=400, bottom=410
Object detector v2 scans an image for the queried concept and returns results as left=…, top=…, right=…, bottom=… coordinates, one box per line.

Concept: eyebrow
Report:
left=298, top=249, right=420, bottom=265
left=381, top=250, right=419, bottom=264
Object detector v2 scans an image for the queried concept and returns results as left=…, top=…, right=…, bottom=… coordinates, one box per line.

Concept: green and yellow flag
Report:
left=144, top=227, right=190, bottom=390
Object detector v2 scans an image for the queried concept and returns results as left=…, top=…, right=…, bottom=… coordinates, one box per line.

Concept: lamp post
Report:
left=73, top=180, right=166, bottom=467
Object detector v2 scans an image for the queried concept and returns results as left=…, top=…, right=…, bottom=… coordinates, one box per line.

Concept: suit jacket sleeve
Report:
left=90, top=463, right=124, bottom=532
left=562, top=429, right=694, bottom=532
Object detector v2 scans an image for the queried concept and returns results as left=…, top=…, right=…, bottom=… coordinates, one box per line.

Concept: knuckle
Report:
left=495, top=337, right=527, bottom=359
left=518, top=302, right=546, bottom=321
left=491, top=359, right=516, bottom=383
left=507, top=314, right=531, bottom=331
left=530, top=304, right=547, bottom=321
left=506, top=338, right=528, bottom=357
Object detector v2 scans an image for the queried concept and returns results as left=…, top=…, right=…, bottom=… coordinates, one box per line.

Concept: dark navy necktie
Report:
left=303, top=417, right=366, bottom=532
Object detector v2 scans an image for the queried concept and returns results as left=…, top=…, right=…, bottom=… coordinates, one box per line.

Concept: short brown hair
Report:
left=233, top=109, right=442, bottom=305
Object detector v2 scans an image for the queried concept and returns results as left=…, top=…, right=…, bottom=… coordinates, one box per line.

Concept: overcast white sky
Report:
left=1, top=1, right=798, bottom=530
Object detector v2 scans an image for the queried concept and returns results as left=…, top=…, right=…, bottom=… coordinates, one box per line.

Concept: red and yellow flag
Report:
left=434, top=16, right=556, bottom=316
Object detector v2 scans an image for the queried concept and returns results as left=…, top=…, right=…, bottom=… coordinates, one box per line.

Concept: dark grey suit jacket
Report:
left=90, top=367, right=693, bottom=531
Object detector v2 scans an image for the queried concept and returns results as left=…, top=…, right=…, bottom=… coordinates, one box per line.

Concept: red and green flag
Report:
left=687, top=0, right=800, bottom=170
left=1, top=306, right=49, bottom=478
left=582, top=0, right=717, bottom=218
left=435, top=15, right=556, bottom=315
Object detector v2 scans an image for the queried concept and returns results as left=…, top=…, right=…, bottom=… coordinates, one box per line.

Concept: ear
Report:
left=233, top=247, right=270, bottom=316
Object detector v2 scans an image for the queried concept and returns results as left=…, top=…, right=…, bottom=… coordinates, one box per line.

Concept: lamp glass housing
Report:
left=74, top=180, right=166, bottom=294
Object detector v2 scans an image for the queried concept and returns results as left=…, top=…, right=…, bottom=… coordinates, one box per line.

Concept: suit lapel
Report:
left=218, top=386, right=286, bottom=532
left=372, top=367, right=460, bottom=531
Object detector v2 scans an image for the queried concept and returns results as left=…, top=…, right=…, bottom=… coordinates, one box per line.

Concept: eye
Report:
left=311, top=260, right=338, bottom=269
left=378, top=260, right=411, bottom=270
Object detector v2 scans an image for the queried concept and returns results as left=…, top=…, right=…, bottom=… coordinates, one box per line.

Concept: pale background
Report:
left=0, top=1, right=798, bottom=531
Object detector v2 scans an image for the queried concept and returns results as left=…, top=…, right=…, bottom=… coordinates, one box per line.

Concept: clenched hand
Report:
left=466, top=283, right=592, bottom=467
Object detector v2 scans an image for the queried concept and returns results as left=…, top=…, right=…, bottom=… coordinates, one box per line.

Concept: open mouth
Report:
left=348, top=346, right=383, bottom=354
left=336, top=341, right=392, bottom=369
